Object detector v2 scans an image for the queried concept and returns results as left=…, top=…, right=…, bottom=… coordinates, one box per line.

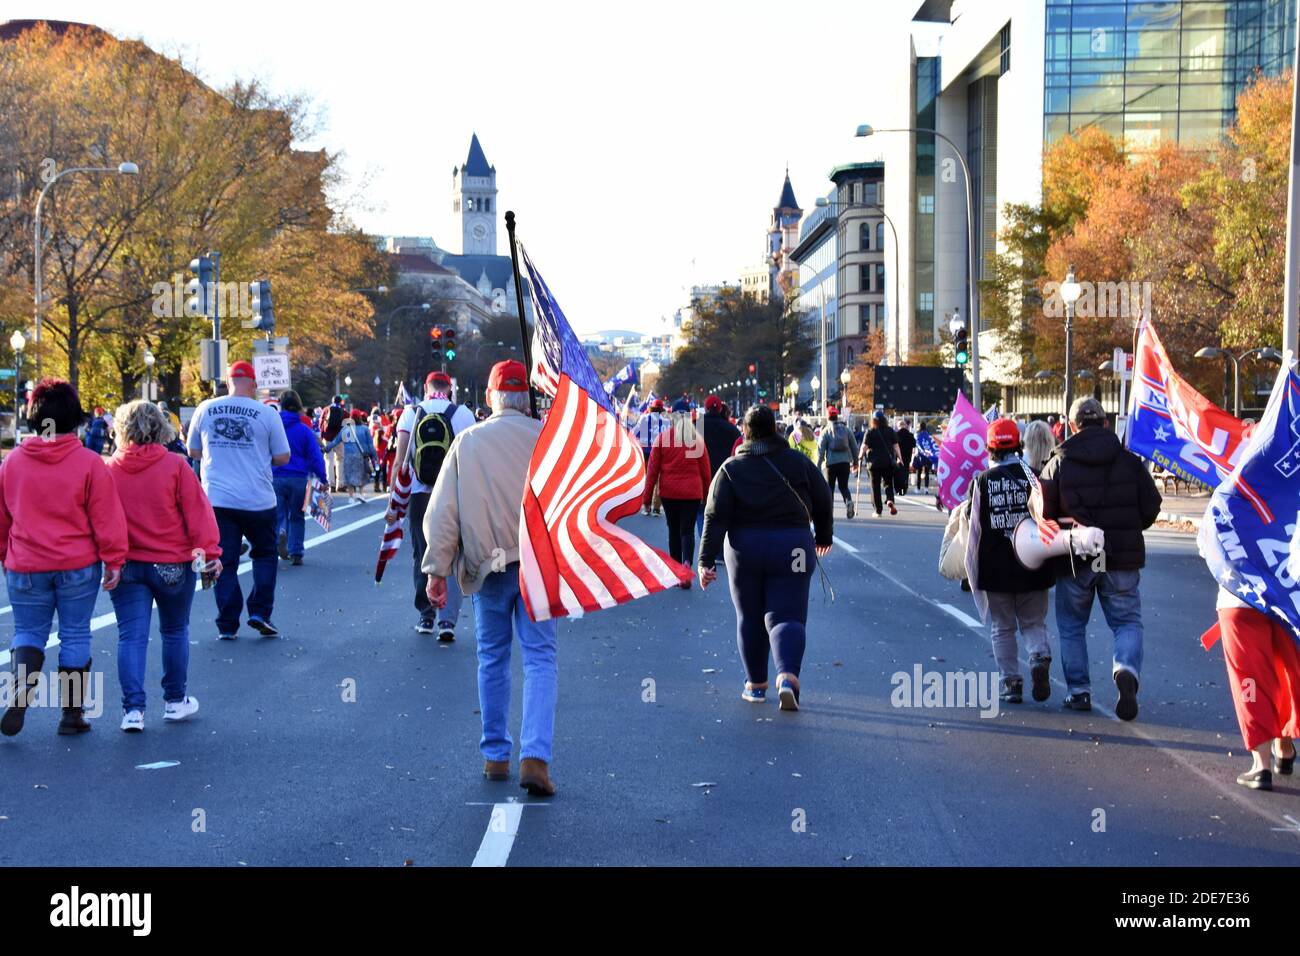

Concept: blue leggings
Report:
left=723, top=526, right=815, bottom=683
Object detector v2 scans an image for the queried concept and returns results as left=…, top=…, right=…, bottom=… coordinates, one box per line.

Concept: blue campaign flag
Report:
left=1198, top=360, right=1300, bottom=647
left=603, top=361, right=637, bottom=396
left=915, top=428, right=939, bottom=465
left=637, top=391, right=657, bottom=414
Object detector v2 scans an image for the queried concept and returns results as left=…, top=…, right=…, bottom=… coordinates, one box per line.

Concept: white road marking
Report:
left=831, top=535, right=859, bottom=554
left=0, top=507, right=388, bottom=667
left=936, top=602, right=984, bottom=629
left=471, top=801, right=525, bottom=867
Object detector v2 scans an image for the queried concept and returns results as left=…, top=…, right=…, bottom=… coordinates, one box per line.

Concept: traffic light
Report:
left=249, top=279, right=275, bottom=334
left=748, top=363, right=756, bottom=375
left=430, top=326, right=444, bottom=363
left=186, top=255, right=216, bottom=317
left=950, top=311, right=970, bottom=367
left=443, top=325, right=457, bottom=362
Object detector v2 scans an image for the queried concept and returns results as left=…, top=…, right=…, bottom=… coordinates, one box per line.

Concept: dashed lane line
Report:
left=470, top=801, right=525, bottom=867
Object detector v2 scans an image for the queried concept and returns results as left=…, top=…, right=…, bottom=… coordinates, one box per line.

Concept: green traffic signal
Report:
left=956, top=348, right=970, bottom=366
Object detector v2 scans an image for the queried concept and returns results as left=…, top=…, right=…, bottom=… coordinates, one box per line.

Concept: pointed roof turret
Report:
left=464, top=133, right=493, bottom=176
left=777, top=167, right=799, bottom=211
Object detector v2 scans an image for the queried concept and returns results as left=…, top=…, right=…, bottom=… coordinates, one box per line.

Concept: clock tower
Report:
left=453, top=133, right=498, bottom=256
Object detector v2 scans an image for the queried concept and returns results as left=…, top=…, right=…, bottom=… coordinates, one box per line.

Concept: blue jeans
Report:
left=471, top=565, right=558, bottom=763
left=213, top=506, right=278, bottom=634
left=109, top=561, right=196, bottom=712
left=273, top=474, right=309, bottom=558
left=1055, top=567, right=1144, bottom=695
left=7, top=563, right=101, bottom=668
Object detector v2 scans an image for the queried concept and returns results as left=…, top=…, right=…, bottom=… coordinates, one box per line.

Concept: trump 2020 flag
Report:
left=1128, top=320, right=1250, bottom=489
left=517, top=244, right=691, bottom=622
left=1199, top=358, right=1300, bottom=648
left=937, top=390, right=988, bottom=511
left=603, top=361, right=637, bottom=397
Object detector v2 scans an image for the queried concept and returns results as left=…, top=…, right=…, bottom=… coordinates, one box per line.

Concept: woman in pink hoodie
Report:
left=0, top=379, right=128, bottom=737
left=106, top=401, right=222, bottom=733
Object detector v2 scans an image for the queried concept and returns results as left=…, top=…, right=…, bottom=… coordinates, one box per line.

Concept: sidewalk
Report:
left=1155, top=490, right=1212, bottom=531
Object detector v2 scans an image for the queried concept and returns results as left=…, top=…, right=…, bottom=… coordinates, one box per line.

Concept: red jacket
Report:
left=644, top=429, right=711, bottom=504
left=0, top=434, right=129, bottom=573
left=107, top=442, right=222, bottom=564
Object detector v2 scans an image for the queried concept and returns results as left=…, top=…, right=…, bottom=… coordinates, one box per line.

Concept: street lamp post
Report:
left=142, top=347, right=155, bottom=401
left=384, top=302, right=431, bottom=340
left=1059, top=266, right=1083, bottom=420
left=857, top=124, right=979, bottom=407
left=32, top=161, right=139, bottom=379
left=10, top=330, right=25, bottom=446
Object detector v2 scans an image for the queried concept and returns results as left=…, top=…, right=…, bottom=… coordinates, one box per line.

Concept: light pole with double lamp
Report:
left=32, top=161, right=139, bottom=379
left=856, top=125, right=979, bottom=406
left=1194, top=346, right=1284, bottom=418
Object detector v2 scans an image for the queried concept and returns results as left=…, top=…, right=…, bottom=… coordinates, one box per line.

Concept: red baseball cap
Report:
left=987, top=417, right=1020, bottom=450
left=826, top=405, right=840, bottom=418
left=487, top=359, right=529, bottom=392
left=425, top=370, right=452, bottom=388
left=704, top=395, right=723, bottom=412
left=228, top=361, right=256, bottom=382
left=651, top=399, right=665, bottom=412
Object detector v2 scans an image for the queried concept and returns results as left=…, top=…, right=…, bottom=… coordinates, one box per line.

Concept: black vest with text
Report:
left=974, top=460, right=1056, bottom=593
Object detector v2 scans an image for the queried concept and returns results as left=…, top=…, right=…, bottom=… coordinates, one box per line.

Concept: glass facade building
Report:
left=1044, top=0, right=1298, bottom=148
left=913, top=55, right=940, bottom=347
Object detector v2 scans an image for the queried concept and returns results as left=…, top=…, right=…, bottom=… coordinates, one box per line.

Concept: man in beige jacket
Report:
left=421, top=360, right=559, bottom=796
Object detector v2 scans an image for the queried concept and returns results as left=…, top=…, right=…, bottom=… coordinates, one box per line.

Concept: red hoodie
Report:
left=107, top=442, right=222, bottom=564
left=0, top=434, right=129, bottom=573
left=644, top=428, right=712, bottom=504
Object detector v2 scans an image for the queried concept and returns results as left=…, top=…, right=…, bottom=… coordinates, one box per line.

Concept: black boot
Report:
left=56, top=660, right=93, bottom=736
left=1, top=646, right=45, bottom=737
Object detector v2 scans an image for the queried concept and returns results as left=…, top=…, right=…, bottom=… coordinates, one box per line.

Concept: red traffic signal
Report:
left=430, top=327, right=443, bottom=339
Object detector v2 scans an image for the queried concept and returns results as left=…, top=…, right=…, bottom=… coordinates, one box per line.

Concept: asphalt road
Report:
left=1, top=487, right=1298, bottom=867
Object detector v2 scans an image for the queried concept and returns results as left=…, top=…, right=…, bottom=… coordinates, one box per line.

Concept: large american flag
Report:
left=517, top=244, right=691, bottom=621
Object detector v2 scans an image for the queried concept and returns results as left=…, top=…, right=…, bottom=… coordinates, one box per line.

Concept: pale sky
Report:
left=21, top=0, right=924, bottom=335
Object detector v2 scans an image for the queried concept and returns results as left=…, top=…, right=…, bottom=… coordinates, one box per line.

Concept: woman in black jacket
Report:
left=699, top=405, right=833, bottom=711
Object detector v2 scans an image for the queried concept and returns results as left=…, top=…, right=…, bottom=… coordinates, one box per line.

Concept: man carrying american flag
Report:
left=420, top=359, right=558, bottom=796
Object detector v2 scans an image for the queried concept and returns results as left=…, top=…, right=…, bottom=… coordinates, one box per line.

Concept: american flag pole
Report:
left=505, top=210, right=540, bottom=419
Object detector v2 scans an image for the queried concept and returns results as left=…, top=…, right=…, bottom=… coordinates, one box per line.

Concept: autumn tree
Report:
left=655, top=289, right=815, bottom=404
left=0, top=23, right=383, bottom=406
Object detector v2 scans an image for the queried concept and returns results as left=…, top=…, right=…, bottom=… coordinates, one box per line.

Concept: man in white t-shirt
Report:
left=393, top=370, right=477, bottom=638
left=188, top=361, right=291, bottom=640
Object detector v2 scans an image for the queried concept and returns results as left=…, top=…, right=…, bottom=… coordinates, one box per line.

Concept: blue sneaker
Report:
left=741, top=683, right=767, bottom=703
left=776, top=677, right=800, bottom=712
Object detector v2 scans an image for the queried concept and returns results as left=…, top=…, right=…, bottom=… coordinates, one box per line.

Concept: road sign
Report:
left=0, top=369, right=14, bottom=379
left=253, top=352, right=292, bottom=393
left=199, top=339, right=229, bottom=382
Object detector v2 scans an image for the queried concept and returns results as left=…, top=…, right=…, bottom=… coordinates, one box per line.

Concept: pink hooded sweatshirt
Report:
left=0, top=433, right=129, bottom=573
left=107, top=442, right=222, bottom=565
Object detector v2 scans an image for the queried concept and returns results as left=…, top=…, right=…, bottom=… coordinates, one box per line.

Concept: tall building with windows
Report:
left=790, top=162, right=888, bottom=405
left=886, top=0, right=1297, bottom=374
left=453, top=133, right=498, bottom=255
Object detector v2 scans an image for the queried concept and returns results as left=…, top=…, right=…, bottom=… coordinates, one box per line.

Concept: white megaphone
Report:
left=1012, top=518, right=1106, bottom=570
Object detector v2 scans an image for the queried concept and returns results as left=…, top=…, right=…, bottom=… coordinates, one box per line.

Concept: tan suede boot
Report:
left=519, top=757, right=556, bottom=796
left=483, top=759, right=509, bottom=781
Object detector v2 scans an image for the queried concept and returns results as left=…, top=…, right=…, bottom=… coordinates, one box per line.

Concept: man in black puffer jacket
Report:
left=696, top=394, right=742, bottom=539
left=1038, top=397, right=1162, bottom=721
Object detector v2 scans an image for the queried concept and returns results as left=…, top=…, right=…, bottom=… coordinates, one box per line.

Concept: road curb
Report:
left=1157, top=510, right=1201, bottom=530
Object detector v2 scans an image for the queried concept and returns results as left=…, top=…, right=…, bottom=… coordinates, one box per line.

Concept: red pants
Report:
left=1219, top=607, right=1300, bottom=750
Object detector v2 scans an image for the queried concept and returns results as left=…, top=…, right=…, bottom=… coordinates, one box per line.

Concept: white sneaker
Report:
left=121, top=710, right=144, bottom=733
left=163, top=696, right=199, bottom=722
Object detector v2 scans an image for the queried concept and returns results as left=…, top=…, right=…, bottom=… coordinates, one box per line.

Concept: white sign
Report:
left=253, top=353, right=292, bottom=393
